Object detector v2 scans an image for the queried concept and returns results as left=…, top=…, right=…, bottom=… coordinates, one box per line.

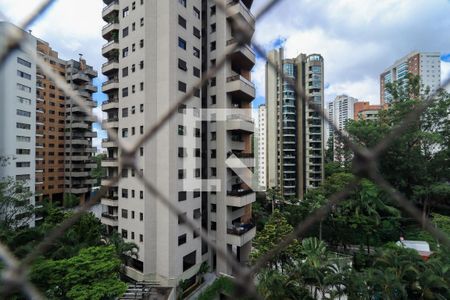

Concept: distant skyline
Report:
left=1, top=0, right=449, bottom=151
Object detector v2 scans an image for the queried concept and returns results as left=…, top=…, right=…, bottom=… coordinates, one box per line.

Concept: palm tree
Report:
left=104, top=232, right=139, bottom=272
left=257, top=269, right=311, bottom=300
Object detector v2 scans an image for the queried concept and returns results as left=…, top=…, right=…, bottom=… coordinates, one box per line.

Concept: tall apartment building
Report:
left=0, top=23, right=37, bottom=227
left=100, top=0, right=256, bottom=288
left=35, top=40, right=98, bottom=204
left=266, top=48, right=324, bottom=199
left=256, top=104, right=266, bottom=190
left=380, top=51, right=441, bottom=105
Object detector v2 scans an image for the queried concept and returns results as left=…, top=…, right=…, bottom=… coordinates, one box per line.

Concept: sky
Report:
left=0, top=0, right=449, bottom=151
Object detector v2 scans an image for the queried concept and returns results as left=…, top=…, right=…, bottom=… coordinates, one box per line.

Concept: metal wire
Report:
left=0, top=0, right=449, bottom=298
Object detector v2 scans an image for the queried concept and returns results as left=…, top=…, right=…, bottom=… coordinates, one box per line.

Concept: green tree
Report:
left=0, top=177, right=35, bottom=229
left=257, top=269, right=311, bottom=300
left=30, top=246, right=127, bottom=299
left=91, top=154, right=106, bottom=187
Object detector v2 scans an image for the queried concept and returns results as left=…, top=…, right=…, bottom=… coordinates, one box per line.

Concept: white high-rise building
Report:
left=380, top=51, right=441, bottom=105
left=257, top=104, right=266, bottom=190
left=327, top=94, right=358, bottom=138
left=0, top=23, right=37, bottom=227
left=100, top=0, right=256, bottom=291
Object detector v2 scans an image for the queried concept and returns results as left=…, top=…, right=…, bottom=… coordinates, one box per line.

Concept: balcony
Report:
left=101, top=178, right=118, bottom=187
left=102, top=157, right=119, bottom=167
left=66, top=139, right=89, bottom=146
left=102, top=138, right=117, bottom=148
left=102, top=78, right=119, bottom=93
left=70, top=72, right=90, bottom=83
left=102, top=22, right=119, bottom=40
left=226, top=74, right=255, bottom=102
left=67, top=171, right=90, bottom=177
left=67, top=187, right=89, bottom=194
left=102, top=0, right=119, bottom=21
left=67, top=155, right=89, bottom=161
left=67, top=122, right=89, bottom=130
left=101, top=195, right=118, bottom=207
left=229, top=136, right=245, bottom=151
left=226, top=39, right=255, bottom=70
left=83, top=84, right=97, bottom=93
left=227, top=190, right=255, bottom=207
left=101, top=212, right=118, bottom=227
left=102, top=98, right=119, bottom=111
left=226, top=152, right=254, bottom=168
left=102, top=40, right=119, bottom=57
left=85, top=163, right=97, bottom=169
left=102, top=59, right=119, bottom=75
left=226, top=223, right=256, bottom=246
left=226, top=114, right=254, bottom=133
left=102, top=117, right=119, bottom=129
left=226, top=0, right=255, bottom=31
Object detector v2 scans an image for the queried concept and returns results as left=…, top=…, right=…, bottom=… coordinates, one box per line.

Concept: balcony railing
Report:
left=227, top=189, right=253, bottom=197
left=102, top=59, right=119, bottom=68
left=227, top=151, right=253, bottom=158
left=226, top=74, right=255, bottom=90
left=102, top=78, right=119, bottom=86
left=101, top=213, right=118, bottom=220
left=227, top=222, right=255, bottom=236
left=102, top=0, right=118, bottom=12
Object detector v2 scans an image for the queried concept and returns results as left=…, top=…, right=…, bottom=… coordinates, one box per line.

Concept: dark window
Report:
left=193, top=67, right=200, bottom=77
left=193, top=26, right=200, bottom=38
left=122, top=209, right=128, bottom=218
left=210, top=41, right=216, bottom=51
left=178, top=234, right=187, bottom=246
left=193, top=47, right=200, bottom=58
left=179, top=0, right=186, bottom=7
left=193, top=190, right=200, bottom=198
left=210, top=221, right=216, bottom=231
left=210, top=23, right=216, bottom=33
left=17, top=57, right=31, bottom=68
left=194, top=128, right=201, bottom=137
left=123, top=27, right=129, bottom=37
left=178, top=81, right=187, bottom=92
left=122, top=107, right=128, bottom=117
left=122, top=229, right=128, bottom=238
left=178, top=191, right=187, bottom=202
left=183, top=251, right=196, bottom=271
left=122, top=87, right=129, bottom=97
left=122, top=67, right=128, bottom=77
left=122, top=188, right=128, bottom=198
left=178, top=169, right=186, bottom=179
left=122, top=7, right=129, bottom=17
left=211, top=95, right=216, bottom=104
left=178, top=59, right=187, bottom=71
left=210, top=5, right=216, bottom=16
left=178, top=213, right=186, bottom=224
left=194, top=148, right=201, bottom=157
left=193, top=208, right=201, bottom=219
left=122, top=47, right=129, bottom=57
left=193, top=7, right=200, bottom=19
left=178, top=15, right=186, bottom=28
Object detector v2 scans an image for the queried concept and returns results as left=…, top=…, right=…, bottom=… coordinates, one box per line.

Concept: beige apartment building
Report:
left=100, top=0, right=256, bottom=289
left=266, top=48, right=325, bottom=200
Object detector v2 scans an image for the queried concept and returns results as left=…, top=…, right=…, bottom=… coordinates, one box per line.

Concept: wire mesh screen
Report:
left=0, top=0, right=449, bottom=299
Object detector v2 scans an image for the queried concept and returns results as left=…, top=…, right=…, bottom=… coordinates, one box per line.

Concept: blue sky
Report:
left=1, top=0, right=449, bottom=150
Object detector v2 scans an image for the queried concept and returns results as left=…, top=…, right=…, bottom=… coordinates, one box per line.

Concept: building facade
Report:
left=100, top=0, right=256, bottom=288
left=380, top=51, right=441, bottom=105
left=266, top=48, right=324, bottom=200
left=354, top=101, right=385, bottom=121
left=256, top=104, right=266, bottom=190
left=0, top=23, right=37, bottom=227
left=35, top=40, right=97, bottom=204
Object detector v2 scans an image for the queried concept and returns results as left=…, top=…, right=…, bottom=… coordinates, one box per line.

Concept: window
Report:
left=194, top=128, right=201, bottom=137
left=194, top=168, right=200, bottom=178
left=140, top=190, right=144, bottom=199
left=211, top=95, right=216, bottom=104
left=17, top=96, right=31, bottom=105
left=131, top=106, right=136, bottom=114
left=17, top=57, right=31, bottom=68
left=210, top=23, right=216, bottom=33
left=181, top=252, right=197, bottom=276
left=178, top=59, right=187, bottom=71
left=122, top=47, right=129, bottom=58
left=178, top=169, right=186, bottom=179
left=122, top=209, right=128, bottom=218
left=122, top=168, right=128, bottom=178
left=16, top=136, right=30, bottom=142
left=140, top=39, right=144, bottom=48
left=17, top=109, right=31, bottom=117
left=16, top=162, right=30, bottom=168
left=193, top=47, right=200, bottom=58
left=178, top=191, right=187, bottom=202
left=178, top=213, right=186, bottom=224
left=211, top=168, right=217, bottom=177
left=140, top=147, right=144, bottom=156
left=211, top=132, right=216, bottom=141
left=122, top=128, right=128, bottom=137
left=17, top=70, right=31, bottom=80
left=178, top=125, right=186, bottom=135
left=132, top=127, right=135, bottom=135
left=193, top=190, right=200, bottom=198
left=132, top=1, right=136, bottom=10
left=131, top=232, right=135, bottom=240
left=179, top=0, right=186, bottom=7
left=132, top=190, right=135, bottom=198
left=178, top=147, right=186, bottom=158
left=193, top=67, right=200, bottom=78
left=210, top=77, right=216, bottom=86
left=122, top=67, right=128, bottom=77
left=140, top=17, right=144, bottom=26
left=122, top=188, right=128, bottom=198
left=123, top=27, right=129, bottom=37
left=193, top=229, right=199, bottom=239
left=193, top=208, right=201, bottom=219
left=16, top=123, right=30, bottom=130
left=193, top=7, right=200, bottom=19
left=17, top=83, right=31, bottom=93
left=122, top=229, right=128, bottom=239
left=210, top=41, right=216, bottom=51
left=178, top=81, right=187, bottom=92
left=193, top=27, right=200, bottom=38
left=178, top=104, right=186, bottom=113
left=16, top=174, right=30, bottom=181
left=140, top=104, right=144, bottom=112
left=211, top=203, right=216, bottom=212
left=194, top=148, right=201, bottom=157
left=139, top=234, right=143, bottom=242
left=122, top=87, right=129, bottom=97
left=122, top=107, right=128, bottom=117
left=210, top=221, right=216, bottom=231
left=132, top=43, right=136, bottom=52
left=16, top=149, right=30, bottom=155
left=140, top=60, right=144, bottom=69
left=210, top=5, right=216, bottom=16
left=132, top=22, right=136, bottom=31
left=178, top=234, right=187, bottom=246
left=178, top=37, right=186, bottom=50
left=140, top=213, right=143, bottom=221
left=132, top=64, right=136, bottom=72
left=140, top=82, right=144, bottom=91
left=178, top=15, right=186, bottom=28
left=140, top=126, right=143, bottom=134
left=122, top=7, right=129, bottom=18
left=193, top=88, right=200, bottom=97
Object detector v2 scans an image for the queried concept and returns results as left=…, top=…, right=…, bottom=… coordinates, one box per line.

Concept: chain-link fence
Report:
left=0, top=0, right=449, bottom=299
